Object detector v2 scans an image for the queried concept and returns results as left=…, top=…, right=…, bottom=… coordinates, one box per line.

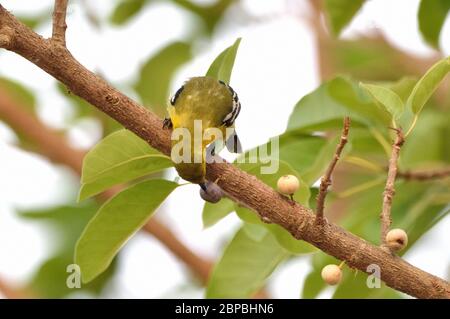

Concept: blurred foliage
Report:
left=110, top=0, right=237, bottom=34
left=323, top=0, right=365, bottom=36
left=0, top=77, right=36, bottom=113
left=202, top=197, right=235, bottom=228
left=0, top=79, right=38, bottom=149
left=0, top=0, right=449, bottom=300
left=407, top=57, right=450, bottom=115
left=18, top=13, right=51, bottom=30
left=418, top=0, right=450, bottom=49
left=323, top=35, right=427, bottom=81
left=57, top=82, right=122, bottom=136
left=110, top=0, right=147, bottom=25
left=19, top=203, right=116, bottom=298
left=134, top=42, right=192, bottom=116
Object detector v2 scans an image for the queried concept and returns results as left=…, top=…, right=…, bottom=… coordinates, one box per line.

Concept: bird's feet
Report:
left=162, top=118, right=173, bottom=129
left=199, top=181, right=223, bottom=203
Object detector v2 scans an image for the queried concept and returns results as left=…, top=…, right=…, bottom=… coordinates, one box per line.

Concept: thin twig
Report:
left=397, top=167, right=450, bottom=181
left=316, top=117, right=351, bottom=220
left=380, top=129, right=404, bottom=246
left=0, top=6, right=449, bottom=298
left=51, top=0, right=68, bottom=46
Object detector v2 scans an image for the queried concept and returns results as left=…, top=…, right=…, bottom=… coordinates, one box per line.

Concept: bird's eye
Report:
left=170, top=85, right=184, bottom=106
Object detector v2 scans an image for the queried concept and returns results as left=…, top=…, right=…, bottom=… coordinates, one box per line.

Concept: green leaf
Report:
left=242, top=223, right=268, bottom=242
left=206, top=38, right=241, bottom=83
left=302, top=135, right=352, bottom=186
left=396, top=186, right=449, bottom=249
left=243, top=135, right=327, bottom=179
left=76, top=179, right=178, bottom=283
left=134, top=42, right=192, bottom=116
left=171, top=0, right=235, bottom=34
left=79, top=129, right=172, bottom=201
left=0, top=77, right=36, bottom=113
left=302, top=269, right=327, bottom=299
left=202, top=197, right=235, bottom=228
left=330, top=37, right=415, bottom=81
left=401, top=111, right=448, bottom=169
left=19, top=203, right=116, bottom=298
left=301, top=252, right=340, bottom=298
left=287, top=81, right=350, bottom=132
left=327, top=77, right=391, bottom=126
left=407, top=56, right=450, bottom=114
left=360, top=83, right=404, bottom=120
left=324, top=0, right=365, bottom=36
left=31, top=254, right=116, bottom=299
left=418, top=0, right=450, bottom=49
left=206, top=227, right=288, bottom=298
left=425, top=204, right=450, bottom=231
left=235, top=206, right=316, bottom=255
left=386, top=77, right=418, bottom=102
left=333, top=271, right=401, bottom=298
left=19, top=202, right=99, bottom=252
left=110, top=0, right=146, bottom=25
left=287, top=77, right=389, bottom=133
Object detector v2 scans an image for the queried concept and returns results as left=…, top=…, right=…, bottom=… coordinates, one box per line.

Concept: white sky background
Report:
left=0, top=0, right=449, bottom=298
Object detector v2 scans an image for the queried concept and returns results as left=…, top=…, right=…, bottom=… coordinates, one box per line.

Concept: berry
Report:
left=277, top=175, right=300, bottom=196
left=386, top=228, right=408, bottom=252
left=321, top=264, right=342, bottom=285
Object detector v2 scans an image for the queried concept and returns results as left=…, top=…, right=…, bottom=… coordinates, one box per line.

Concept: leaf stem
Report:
left=404, top=114, right=418, bottom=138
left=337, top=177, right=385, bottom=198
left=344, top=156, right=384, bottom=173
left=370, top=128, right=391, bottom=157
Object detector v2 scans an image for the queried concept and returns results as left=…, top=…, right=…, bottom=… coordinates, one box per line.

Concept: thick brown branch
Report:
left=380, top=129, right=404, bottom=246
left=0, top=6, right=449, bottom=298
left=51, top=0, right=68, bottom=46
left=316, top=117, right=350, bottom=220
left=397, top=167, right=450, bottom=181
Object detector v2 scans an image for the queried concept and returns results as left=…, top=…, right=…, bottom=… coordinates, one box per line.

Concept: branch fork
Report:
left=51, top=0, right=68, bottom=46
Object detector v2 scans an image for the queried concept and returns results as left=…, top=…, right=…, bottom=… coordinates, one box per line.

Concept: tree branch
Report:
left=316, top=117, right=350, bottom=220
left=380, top=129, right=404, bottom=246
left=397, top=167, right=450, bottom=181
left=0, top=277, right=32, bottom=299
left=51, top=0, right=68, bottom=46
left=0, top=5, right=449, bottom=298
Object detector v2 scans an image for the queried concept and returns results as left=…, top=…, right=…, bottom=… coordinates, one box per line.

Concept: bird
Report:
left=163, top=76, right=242, bottom=192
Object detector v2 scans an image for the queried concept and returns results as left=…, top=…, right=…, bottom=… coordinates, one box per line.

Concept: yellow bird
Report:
left=163, top=76, right=241, bottom=191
